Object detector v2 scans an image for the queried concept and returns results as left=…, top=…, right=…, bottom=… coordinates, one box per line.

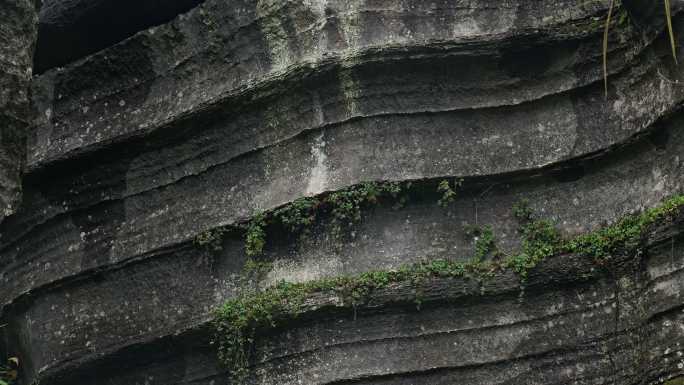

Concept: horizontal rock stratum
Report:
left=1, top=1, right=684, bottom=385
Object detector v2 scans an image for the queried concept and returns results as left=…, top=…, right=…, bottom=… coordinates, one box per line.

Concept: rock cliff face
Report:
left=1, top=1, right=684, bottom=385
left=0, top=0, right=37, bottom=221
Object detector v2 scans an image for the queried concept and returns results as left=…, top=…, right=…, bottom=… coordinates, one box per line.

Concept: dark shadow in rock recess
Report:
left=34, top=0, right=206, bottom=73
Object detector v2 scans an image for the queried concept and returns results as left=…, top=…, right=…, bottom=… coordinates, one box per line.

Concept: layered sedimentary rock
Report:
left=33, top=0, right=206, bottom=73
left=1, top=1, right=684, bottom=385
left=0, top=0, right=37, bottom=221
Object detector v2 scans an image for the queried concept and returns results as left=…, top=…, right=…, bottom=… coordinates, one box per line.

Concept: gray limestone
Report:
left=0, top=0, right=37, bottom=221
left=1, top=1, right=683, bottom=385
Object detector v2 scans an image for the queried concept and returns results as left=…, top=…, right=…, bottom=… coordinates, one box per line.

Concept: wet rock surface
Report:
left=1, top=1, right=684, bottom=384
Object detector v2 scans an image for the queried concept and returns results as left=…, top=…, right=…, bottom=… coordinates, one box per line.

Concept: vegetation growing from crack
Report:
left=194, top=177, right=473, bottom=258
left=245, top=213, right=267, bottom=257
left=272, top=198, right=319, bottom=234
left=213, top=258, right=480, bottom=382
left=194, top=227, right=228, bottom=252
left=437, top=178, right=463, bottom=207
left=326, top=181, right=406, bottom=241
left=213, top=194, right=684, bottom=381
left=504, top=195, right=684, bottom=280
left=464, top=224, right=502, bottom=262
left=0, top=357, right=19, bottom=385
left=504, top=201, right=564, bottom=281
left=194, top=181, right=412, bottom=256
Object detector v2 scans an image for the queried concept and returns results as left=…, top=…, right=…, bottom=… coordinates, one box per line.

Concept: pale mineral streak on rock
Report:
left=305, top=133, right=329, bottom=196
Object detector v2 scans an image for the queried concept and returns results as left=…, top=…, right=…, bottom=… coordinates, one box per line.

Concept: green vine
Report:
left=213, top=194, right=684, bottom=380
left=245, top=214, right=266, bottom=257
left=437, top=178, right=463, bottom=207
left=503, top=200, right=564, bottom=281
left=272, top=197, right=320, bottom=233
left=194, top=228, right=228, bottom=251
left=195, top=180, right=455, bottom=257
left=327, top=181, right=404, bottom=239
left=464, top=224, right=502, bottom=262
left=237, top=181, right=410, bottom=257
left=213, top=258, right=478, bottom=381
left=512, top=199, right=534, bottom=222
left=505, top=195, right=684, bottom=280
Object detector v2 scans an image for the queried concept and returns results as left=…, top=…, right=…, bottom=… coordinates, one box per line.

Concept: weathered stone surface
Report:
left=28, top=0, right=644, bottom=169
left=1, top=1, right=684, bottom=385
left=14, top=211, right=684, bottom=385
left=34, top=0, right=205, bottom=73
left=0, top=0, right=37, bottom=222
